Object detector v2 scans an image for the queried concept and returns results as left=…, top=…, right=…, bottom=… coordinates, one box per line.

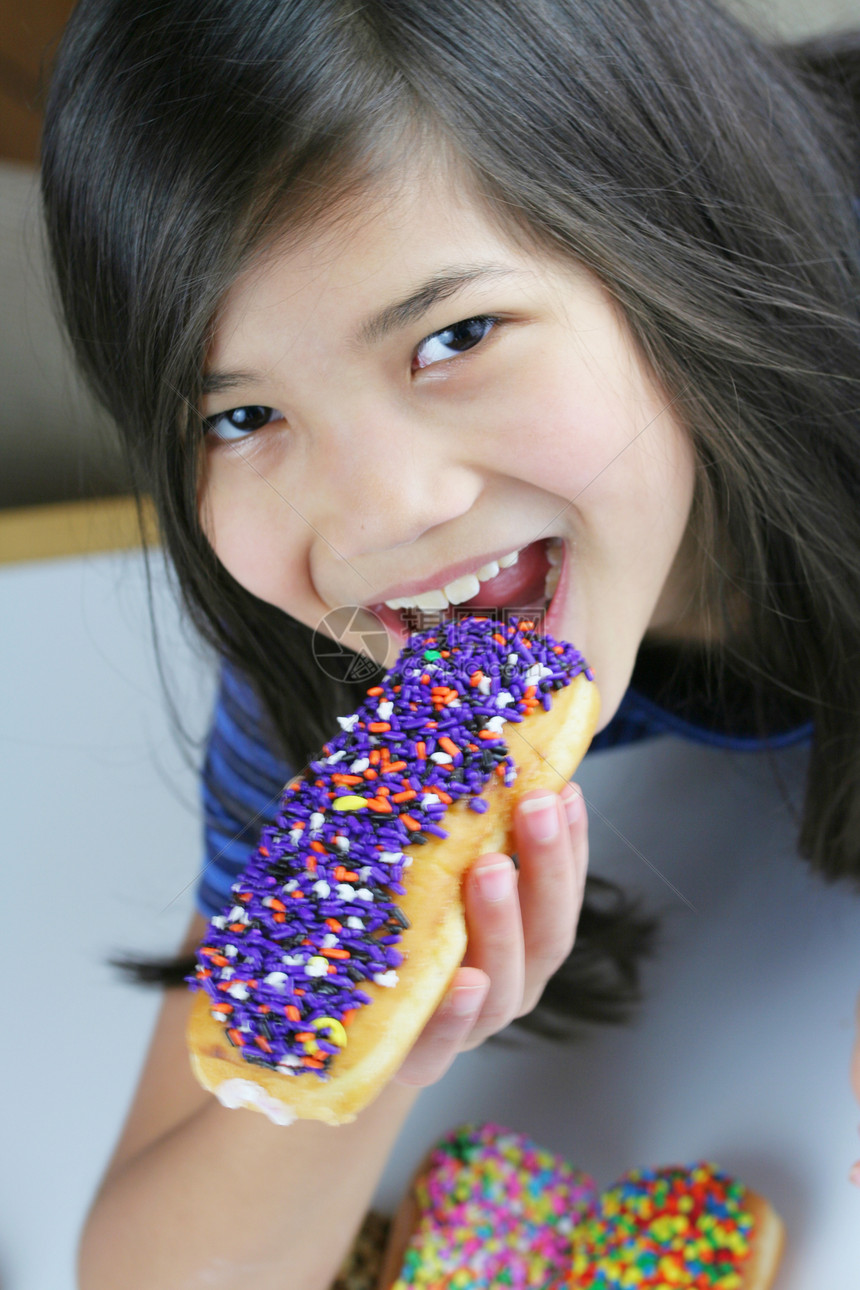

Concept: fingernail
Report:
left=520, top=794, right=560, bottom=843
left=561, top=784, right=583, bottom=827
left=850, top=1160, right=860, bottom=1188
left=478, top=859, right=514, bottom=903
left=450, top=984, right=486, bottom=1017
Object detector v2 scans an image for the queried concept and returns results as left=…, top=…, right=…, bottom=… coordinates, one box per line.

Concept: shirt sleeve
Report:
left=196, top=659, right=293, bottom=919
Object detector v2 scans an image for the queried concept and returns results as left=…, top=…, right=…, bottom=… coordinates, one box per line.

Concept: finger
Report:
left=393, top=967, right=489, bottom=1086
left=513, top=789, right=584, bottom=1017
left=459, top=854, right=525, bottom=1047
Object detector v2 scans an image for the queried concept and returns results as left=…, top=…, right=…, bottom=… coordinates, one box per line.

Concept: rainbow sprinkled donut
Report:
left=380, top=1124, right=785, bottom=1290
left=186, top=615, right=600, bottom=1125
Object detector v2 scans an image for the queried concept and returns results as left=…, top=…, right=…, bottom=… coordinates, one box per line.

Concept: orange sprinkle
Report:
left=439, top=736, right=460, bottom=758
left=306, top=856, right=317, bottom=874
left=290, top=890, right=304, bottom=899
left=321, top=947, right=350, bottom=959
left=285, top=1005, right=300, bottom=1021
left=342, top=1009, right=357, bottom=1027
left=210, top=954, right=229, bottom=966
left=272, top=912, right=285, bottom=923
left=237, top=891, right=252, bottom=902
left=332, top=773, right=363, bottom=785
left=400, top=813, right=421, bottom=831
left=295, top=1031, right=314, bottom=1042
left=392, top=789, right=416, bottom=803
left=496, top=764, right=506, bottom=778
left=377, top=785, right=390, bottom=795
left=211, top=1002, right=233, bottom=1013
left=365, top=797, right=392, bottom=812
left=255, top=1036, right=273, bottom=1053
left=416, top=742, right=427, bottom=758
left=259, top=846, right=269, bottom=858
left=524, top=685, right=537, bottom=699
left=364, top=768, right=378, bottom=779
left=334, top=865, right=358, bottom=881
left=294, top=987, right=305, bottom=996
left=366, top=686, right=384, bottom=696
left=328, top=964, right=337, bottom=974
left=268, top=897, right=287, bottom=912
left=368, top=722, right=391, bottom=732
left=197, top=967, right=212, bottom=978
left=493, top=632, right=507, bottom=645
left=325, top=918, right=343, bottom=933
left=420, top=674, right=430, bottom=684
left=386, top=760, right=407, bottom=772
left=227, top=1028, right=244, bottom=1047
left=370, top=750, right=381, bottom=765
left=479, top=729, right=500, bottom=740
left=258, top=1004, right=270, bottom=1014
left=302, top=1056, right=324, bottom=1068
left=310, top=841, right=326, bottom=852
left=435, top=789, right=453, bottom=804
left=228, top=922, right=247, bottom=933
left=470, top=671, right=484, bottom=687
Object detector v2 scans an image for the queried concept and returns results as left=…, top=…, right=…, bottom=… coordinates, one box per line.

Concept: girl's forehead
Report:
left=222, top=165, right=538, bottom=317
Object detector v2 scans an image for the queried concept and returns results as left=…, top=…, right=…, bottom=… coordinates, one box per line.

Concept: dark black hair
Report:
left=41, top=0, right=860, bottom=1038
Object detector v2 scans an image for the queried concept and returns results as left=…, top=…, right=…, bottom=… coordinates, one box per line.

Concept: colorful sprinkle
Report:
left=189, top=616, right=591, bottom=1079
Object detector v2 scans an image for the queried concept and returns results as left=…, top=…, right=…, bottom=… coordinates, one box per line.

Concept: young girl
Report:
left=41, top=0, right=860, bottom=1285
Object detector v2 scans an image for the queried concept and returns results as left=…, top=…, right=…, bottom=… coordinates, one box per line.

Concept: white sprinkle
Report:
left=277, top=1055, right=303, bottom=1069
left=334, top=836, right=350, bottom=853
left=336, top=884, right=357, bottom=901
left=495, top=691, right=515, bottom=708
left=305, top=956, right=329, bottom=977
left=337, top=713, right=360, bottom=731
left=228, top=906, right=249, bottom=923
left=359, top=866, right=372, bottom=880
left=485, top=715, right=506, bottom=733
left=346, top=916, right=365, bottom=929
left=422, top=793, right=441, bottom=806
left=377, top=700, right=394, bottom=720
left=282, top=879, right=299, bottom=893
left=211, top=1011, right=228, bottom=1024
left=227, top=982, right=249, bottom=1000
left=309, top=812, right=325, bottom=833
left=478, top=676, right=492, bottom=694
left=321, top=933, right=339, bottom=949
left=355, top=888, right=374, bottom=902
left=219, top=966, right=235, bottom=980
left=281, top=953, right=304, bottom=965
left=350, top=758, right=370, bottom=773
left=508, top=653, right=519, bottom=665
left=224, top=944, right=238, bottom=958
left=313, top=880, right=331, bottom=898
left=378, top=850, right=404, bottom=864
left=325, top=749, right=347, bottom=764
left=211, top=915, right=226, bottom=929
left=264, top=972, right=288, bottom=989
left=430, top=751, right=453, bottom=764
left=373, top=970, right=399, bottom=988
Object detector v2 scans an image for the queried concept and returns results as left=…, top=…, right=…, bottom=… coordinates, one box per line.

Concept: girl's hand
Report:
left=394, top=783, right=588, bottom=1087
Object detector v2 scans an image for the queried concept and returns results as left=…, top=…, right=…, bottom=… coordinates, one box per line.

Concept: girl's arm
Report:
left=79, top=786, right=586, bottom=1290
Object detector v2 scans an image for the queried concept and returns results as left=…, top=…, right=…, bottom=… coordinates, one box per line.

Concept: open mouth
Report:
left=370, top=536, right=565, bottom=644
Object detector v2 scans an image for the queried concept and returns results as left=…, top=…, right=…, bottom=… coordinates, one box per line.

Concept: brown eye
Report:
left=413, top=316, right=498, bottom=370
left=204, top=405, right=280, bottom=441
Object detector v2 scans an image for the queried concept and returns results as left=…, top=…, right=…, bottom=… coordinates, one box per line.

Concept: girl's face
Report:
left=199, top=163, right=698, bottom=728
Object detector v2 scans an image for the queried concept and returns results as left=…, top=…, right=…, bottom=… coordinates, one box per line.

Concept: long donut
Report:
left=186, top=615, right=600, bottom=1126
left=377, top=1123, right=786, bottom=1289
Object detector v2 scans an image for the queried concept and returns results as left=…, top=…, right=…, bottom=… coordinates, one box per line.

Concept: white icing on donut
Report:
left=214, top=1079, right=296, bottom=1125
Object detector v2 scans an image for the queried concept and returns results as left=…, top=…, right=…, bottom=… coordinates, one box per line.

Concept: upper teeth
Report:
left=384, top=538, right=562, bottom=610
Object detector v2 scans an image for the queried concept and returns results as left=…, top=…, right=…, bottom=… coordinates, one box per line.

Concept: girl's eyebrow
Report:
left=353, top=263, right=522, bottom=347
left=201, top=264, right=522, bottom=395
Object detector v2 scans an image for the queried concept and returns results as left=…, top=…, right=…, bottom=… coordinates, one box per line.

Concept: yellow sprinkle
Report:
left=312, top=1015, right=348, bottom=1048
left=331, top=795, right=368, bottom=810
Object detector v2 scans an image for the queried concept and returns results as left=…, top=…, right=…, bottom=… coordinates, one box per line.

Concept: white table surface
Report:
left=2, top=547, right=858, bottom=1289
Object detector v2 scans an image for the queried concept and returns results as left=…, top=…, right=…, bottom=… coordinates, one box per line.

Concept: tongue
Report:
left=457, top=538, right=550, bottom=610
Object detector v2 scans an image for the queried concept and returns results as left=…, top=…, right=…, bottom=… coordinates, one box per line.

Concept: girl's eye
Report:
left=413, top=315, right=499, bottom=371
left=203, top=405, right=282, bottom=442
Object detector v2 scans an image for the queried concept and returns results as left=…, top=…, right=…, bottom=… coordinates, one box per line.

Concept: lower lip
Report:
left=370, top=537, right=569, bottom=648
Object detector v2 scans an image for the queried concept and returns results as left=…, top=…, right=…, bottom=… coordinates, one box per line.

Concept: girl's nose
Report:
left=307, top=409, right=482, bottom=562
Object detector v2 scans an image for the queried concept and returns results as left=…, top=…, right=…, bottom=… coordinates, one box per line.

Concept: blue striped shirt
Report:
left=196, top=658, right=813, bottom=918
